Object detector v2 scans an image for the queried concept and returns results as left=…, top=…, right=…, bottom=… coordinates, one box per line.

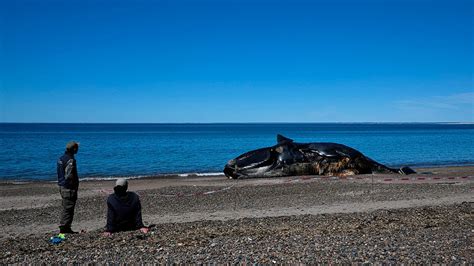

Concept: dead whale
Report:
left=223, top=134, right=415, bottom=179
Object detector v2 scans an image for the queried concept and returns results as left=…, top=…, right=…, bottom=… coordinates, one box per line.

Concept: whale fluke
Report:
left=399, top=166, right=416, bottom=175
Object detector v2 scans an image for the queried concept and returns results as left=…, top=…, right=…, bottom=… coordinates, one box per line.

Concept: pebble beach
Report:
left=1, top=166, right=473, bottom=263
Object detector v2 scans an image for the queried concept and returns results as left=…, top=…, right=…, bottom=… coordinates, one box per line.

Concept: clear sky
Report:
left=0, top=0, right=472, bottom=123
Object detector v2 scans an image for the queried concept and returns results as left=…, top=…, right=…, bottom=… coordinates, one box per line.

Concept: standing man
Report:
left=57, top=141, right=80, bottom=234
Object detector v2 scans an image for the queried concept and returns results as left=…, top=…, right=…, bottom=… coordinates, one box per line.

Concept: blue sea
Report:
left=0, top=123, right=473, bottom=181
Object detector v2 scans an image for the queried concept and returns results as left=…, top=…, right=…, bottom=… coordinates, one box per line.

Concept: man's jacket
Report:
left=57, top=152, right=79, bottom=190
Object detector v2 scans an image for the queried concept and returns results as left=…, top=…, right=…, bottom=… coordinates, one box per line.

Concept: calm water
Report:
left=0, top=123, right=473, bottom=180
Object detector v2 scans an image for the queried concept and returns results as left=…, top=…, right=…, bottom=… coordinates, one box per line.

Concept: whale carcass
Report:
left=224, top=134, right=415, bottom=179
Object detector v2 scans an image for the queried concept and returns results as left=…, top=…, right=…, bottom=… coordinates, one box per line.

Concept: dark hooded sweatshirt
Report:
left=106, top=190, right=144, bottom=233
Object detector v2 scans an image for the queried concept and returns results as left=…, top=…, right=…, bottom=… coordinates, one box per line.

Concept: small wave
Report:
left=177, top=172, right=223, bottom=177
left=80, top=172, right=224, bottom=181
left=80, top=175, right=149, bottom=181
left=176, top=172, right=224, bottom=177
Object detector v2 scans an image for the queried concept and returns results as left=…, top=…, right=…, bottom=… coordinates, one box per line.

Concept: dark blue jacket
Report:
left=57, top=152, right=79, bottom=190
left=106, top=191, right=144, bottom=233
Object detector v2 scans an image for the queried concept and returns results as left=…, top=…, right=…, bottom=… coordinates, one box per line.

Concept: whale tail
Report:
left=368, top=158, right=416, bottom=175
left=377, top=165, right=416, bottom=175
left=372, top=165, right=416, bottom=175
left=398, top=166, right=416, bottom=175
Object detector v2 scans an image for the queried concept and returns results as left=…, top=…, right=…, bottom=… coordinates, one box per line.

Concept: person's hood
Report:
left=113, top=189, right=134, bottom=204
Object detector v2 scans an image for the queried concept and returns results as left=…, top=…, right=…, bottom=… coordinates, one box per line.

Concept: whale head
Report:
left=223, top=134, right=300, bottom=179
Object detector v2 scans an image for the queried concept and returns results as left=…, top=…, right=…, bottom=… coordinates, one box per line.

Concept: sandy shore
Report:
left=1, top=166, right=473, bottom=263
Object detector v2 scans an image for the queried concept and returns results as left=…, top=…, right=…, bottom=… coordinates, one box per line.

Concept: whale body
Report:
left=223, top=134, right=415, bottom=179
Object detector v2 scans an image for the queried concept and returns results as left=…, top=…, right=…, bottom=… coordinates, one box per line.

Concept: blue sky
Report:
left=0, top=0, right=472, bottom=123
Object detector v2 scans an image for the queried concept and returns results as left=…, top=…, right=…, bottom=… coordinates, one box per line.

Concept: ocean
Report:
left=0, top=123, right=473, bottom=181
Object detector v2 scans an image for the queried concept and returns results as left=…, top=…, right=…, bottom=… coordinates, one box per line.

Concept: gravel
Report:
left=1, top=203, right=472, bottom=263
left=1, top=173, right=473, bottom=263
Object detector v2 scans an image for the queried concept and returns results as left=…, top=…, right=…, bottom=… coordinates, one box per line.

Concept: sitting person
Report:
left=104, top=178, right=149, bottom=236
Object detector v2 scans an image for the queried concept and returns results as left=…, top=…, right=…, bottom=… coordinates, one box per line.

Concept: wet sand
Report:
left=0, top=166, right=473, bottom=263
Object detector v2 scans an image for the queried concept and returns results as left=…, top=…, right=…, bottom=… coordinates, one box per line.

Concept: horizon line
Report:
left=1, top=122, right=473, bottom=125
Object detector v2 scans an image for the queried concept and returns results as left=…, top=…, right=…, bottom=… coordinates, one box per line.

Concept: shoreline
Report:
left=2, top=164, right=474, bottom=184
left=1, top=165, right=473, bottom=263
